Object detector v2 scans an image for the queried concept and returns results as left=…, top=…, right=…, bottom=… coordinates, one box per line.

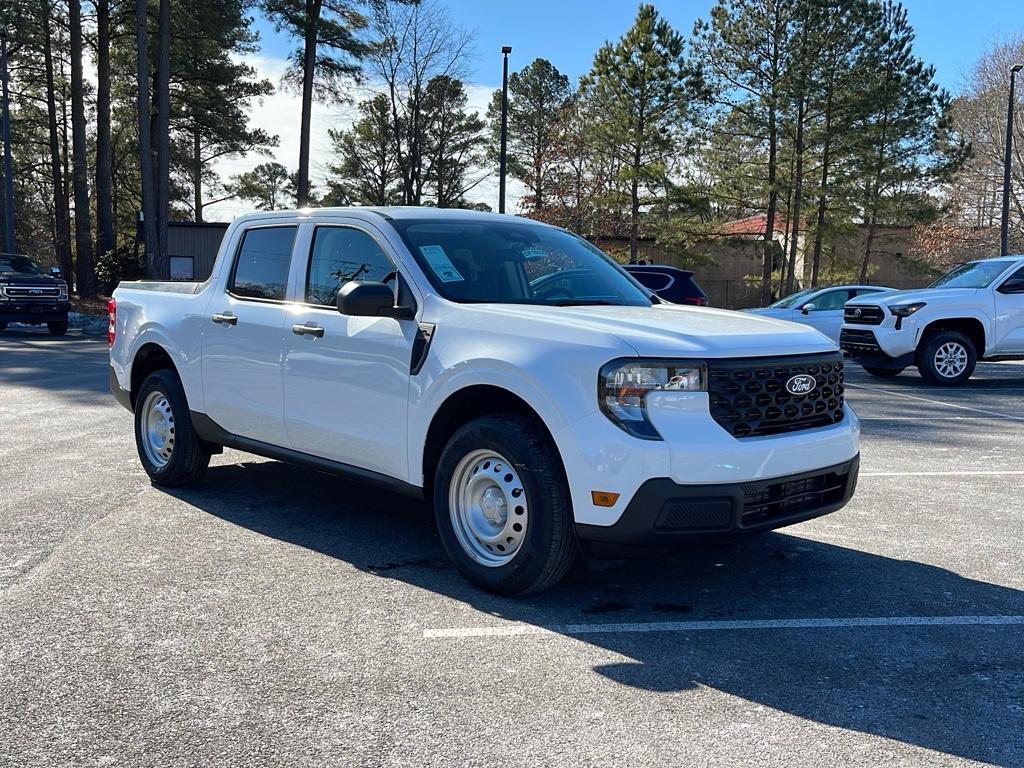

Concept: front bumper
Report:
left=840, top=327, right=915, bottom=369
left=576, top=455, right=859, bottom=549
left=0, top=301, right=71, bottom=324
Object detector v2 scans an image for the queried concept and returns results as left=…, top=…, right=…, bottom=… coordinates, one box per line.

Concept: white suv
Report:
left=110, top=208, right=861, bottom=594
left=841, top=256, right=1024, bottom=385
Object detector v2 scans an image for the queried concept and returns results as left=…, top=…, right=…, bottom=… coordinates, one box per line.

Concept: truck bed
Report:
left=117, top=280, right=203, bottom=295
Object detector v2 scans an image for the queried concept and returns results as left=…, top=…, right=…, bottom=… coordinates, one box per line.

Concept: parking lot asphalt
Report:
left=1, top=328, right=1022, bottom=767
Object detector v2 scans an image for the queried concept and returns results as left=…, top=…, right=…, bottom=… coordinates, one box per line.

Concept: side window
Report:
left=229, top=226, right=297, bottom=301
left=306, top=227, right=394, bottom=306
left=632, top=272, right=673, bottom=292
left=812, top=289, right=852, bottom=311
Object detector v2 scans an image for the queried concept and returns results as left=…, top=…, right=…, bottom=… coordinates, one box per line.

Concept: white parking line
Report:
left=846, top=382, right=1024, bottom=422
left=423, top=614, right=1024, bottom=639
left=861, top=470, right=1024, bottom=477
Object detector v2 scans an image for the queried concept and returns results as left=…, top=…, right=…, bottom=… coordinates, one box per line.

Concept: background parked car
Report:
left=0, top=253, right=71, bottom=335
left=624, top=264, right=710, bottom=306
left=744, top=285, right=894, bottom=341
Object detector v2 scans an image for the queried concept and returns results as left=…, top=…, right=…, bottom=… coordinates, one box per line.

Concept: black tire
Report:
left=0, top=322, right=7, bottom=332
left=47, top=320, right=68, bottom=336
left=134, top=369, right=211, bottom=486
left=433, top=414, right=576, bottom=596
left=916, top=330, right=977, bottom=386
left=862, top=365, right=904, bottom=378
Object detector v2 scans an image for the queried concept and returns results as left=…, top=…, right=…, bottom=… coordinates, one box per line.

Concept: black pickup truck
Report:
left=0, top=253, right=71, bottom=335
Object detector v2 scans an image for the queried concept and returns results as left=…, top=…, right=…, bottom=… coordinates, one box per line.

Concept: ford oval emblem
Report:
left=786, top=374, right=817, bottom=396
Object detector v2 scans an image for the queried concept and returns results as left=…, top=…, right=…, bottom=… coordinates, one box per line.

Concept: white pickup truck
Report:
left=840, top=255, right=1024, bottom=385
left=110, top=208, right=860, bottom=594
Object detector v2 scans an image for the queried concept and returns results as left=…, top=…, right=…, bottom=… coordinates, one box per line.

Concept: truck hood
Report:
left=462, top=303, right=837, bottom=358
left=0, top=274, right=64, bottom=286
left=849, top=287, right=982, bottom=307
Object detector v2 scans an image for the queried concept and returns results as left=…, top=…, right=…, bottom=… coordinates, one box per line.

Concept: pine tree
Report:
left=421, top=75, right=486, bottom=208
left=325, top=94, right=402, bottom=205
left=230, top=162, right=296, bottom=210
left=583, top=4, right=705, bottom=263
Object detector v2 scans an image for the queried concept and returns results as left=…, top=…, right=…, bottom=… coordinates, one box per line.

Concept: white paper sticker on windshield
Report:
left=419, top=245, right=464, bottom=283
left=521, top=248, right=547, bottom=259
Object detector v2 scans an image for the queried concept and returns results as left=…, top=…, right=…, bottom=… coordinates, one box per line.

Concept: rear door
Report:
left=282, top=220, right=418, bottom=481
left=202, top=225, right=297, bottom=444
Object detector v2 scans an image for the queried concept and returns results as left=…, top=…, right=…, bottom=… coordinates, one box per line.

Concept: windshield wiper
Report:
left=550, top=299, right=619, bottom=306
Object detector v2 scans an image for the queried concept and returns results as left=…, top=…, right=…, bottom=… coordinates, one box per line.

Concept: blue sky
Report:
left=253, top=0, right=1024, bottom=93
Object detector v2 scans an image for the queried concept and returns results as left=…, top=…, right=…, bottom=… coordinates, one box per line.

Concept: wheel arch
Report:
left=421, top=384, right=562, bottom=500
left=920, top=317, right=986, bottom=356
left=129, top=342, right=181, bottom=408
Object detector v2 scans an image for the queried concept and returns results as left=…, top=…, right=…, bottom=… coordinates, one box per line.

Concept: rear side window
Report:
left=229, top=226, right=297, bottom=301
left=306, top=227, right=394, bottom=306
left=632, top=272, right=673, bottom=292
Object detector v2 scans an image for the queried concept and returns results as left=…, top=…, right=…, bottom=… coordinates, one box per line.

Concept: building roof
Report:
left=718, top=214, right=786, bottom=238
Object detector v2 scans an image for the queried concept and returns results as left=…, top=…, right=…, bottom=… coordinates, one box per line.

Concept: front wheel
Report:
left=434, top=414, right=576, bottom=595
left=47, top=320, right=68, bottom=336
left=917, top=331, right=976, bottom=386
left=862, top=365, right=904, bottom=378
left=134, top=369, right=211, bottom=486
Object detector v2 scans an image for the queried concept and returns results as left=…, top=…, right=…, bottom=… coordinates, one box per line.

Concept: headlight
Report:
left=888, top=302, right=926, bottom=318
left=58, top=282, right=69, bottom=301
left=598, top=359, right=707, bottom=440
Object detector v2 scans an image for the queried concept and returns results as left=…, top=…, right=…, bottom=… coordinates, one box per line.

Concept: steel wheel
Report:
left=933, top=341, right=968, bottom=379
left=140, top=389, right=176, bottom=468
left=448, top=449, right=529, bottom=567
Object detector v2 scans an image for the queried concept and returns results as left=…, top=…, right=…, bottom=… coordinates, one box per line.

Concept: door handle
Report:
left=292, top=323, right=324, bottom=338
left=211, top=313, right=237, bottom=326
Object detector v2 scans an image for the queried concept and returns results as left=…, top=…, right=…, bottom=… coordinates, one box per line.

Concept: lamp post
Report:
left=498, top=45, right=512, bottom=214
left=1000, top=64, right=1023, bottom=256
left=0, top=28, right=15, bottom=255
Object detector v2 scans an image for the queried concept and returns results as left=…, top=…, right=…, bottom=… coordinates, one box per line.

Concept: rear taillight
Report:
left=685, top=297, right=709, bottom=306
left=107, top=298, right=116, bottom=346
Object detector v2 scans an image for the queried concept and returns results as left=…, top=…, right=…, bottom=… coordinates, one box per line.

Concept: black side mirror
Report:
left=997, top=278, right=1024, bottom=295
left=337, top=280, right=415, bottom=319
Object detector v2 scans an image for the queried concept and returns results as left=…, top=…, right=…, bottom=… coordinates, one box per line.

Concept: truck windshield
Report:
left=929, top=260, right=1010, bottom=289
left=390, top=219, right=653, bottom=306
left=0, top=255, right=45, bottom=276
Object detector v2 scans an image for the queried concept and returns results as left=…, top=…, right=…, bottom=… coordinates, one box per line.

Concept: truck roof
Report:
left=231, top=206, right=530, bottom=226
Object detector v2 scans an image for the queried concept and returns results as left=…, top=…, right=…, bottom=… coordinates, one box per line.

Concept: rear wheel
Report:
left=862, top=365, right=904, bottom=378
left=916, top=331, right=976, bottom=386
left=47, top=320, right=68, bottom=336
left=134, top=369, right=211, bottom=486
left=433, top=414, right=576, bottom=595
left=0, top=322, right=6, bottom=332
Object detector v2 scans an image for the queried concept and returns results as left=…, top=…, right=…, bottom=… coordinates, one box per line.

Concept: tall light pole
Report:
left=0, top=28, right=15, bottom=255
left=498, top=45, right=512, bottom=214
left=1000, top=64, right=1022, bottom=256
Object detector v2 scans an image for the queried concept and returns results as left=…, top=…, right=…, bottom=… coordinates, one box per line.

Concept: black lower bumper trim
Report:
left=839, top=328, right=914, bottom=369
left=576, top=456, right=859, bottom=549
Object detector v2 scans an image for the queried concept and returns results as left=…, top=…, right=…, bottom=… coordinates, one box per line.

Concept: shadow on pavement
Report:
left=0, top=329, right=110, bottom=405
left=167, top=459, right=1024, bottom=766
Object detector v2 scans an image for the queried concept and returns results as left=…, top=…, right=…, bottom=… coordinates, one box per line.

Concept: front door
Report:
left=282, top=222, right=416, bottom=482
left=801, top=288, right=854, bottom=341
left=202, top=225, right=297, bottom=445
left=993, top=265, right=1024, bottom=353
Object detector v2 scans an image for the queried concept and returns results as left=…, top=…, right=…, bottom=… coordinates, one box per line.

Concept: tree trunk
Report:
left=41, top=0, right=73, bottom=283
left=762, top=107, right=779, bottom=304
left=785, top=98, right=806, bottom=296
left=297, top=0, right=322, bottom=207
left=629, top=147, right=641, bottom=264
left=69, top=0, right=96, bottom=297
left=193, top=126, right=204, bottom=222
left=809, top=87, right=836, bottom=288
left=135, top=0, right=158, bottom=277
left=95, top=0, right=115, bottom=265
left=155, top=0, right=171, bottom=275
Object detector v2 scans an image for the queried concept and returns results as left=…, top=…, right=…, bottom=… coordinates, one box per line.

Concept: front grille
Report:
left=708, top=353, right=845, bottom=438
left=839, top=328, right=881, bottom=353
left=656, top=499, right=733, bottom=531
left=2, top=285, right=62, bottom=302
left=741, top=464, right=852, bottom=527
left=844, top=304, right=884, bottom=325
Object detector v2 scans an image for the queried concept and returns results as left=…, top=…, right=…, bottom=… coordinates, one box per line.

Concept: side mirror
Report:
left=997, top=278, right=1024, bottom=295
left=337, top=280, right=414, bottom=319
left=801, top=302, right=816, bottom=314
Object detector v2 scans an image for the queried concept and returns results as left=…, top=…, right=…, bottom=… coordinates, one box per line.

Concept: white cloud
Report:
left=204, top=54, right=524, bottom=221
